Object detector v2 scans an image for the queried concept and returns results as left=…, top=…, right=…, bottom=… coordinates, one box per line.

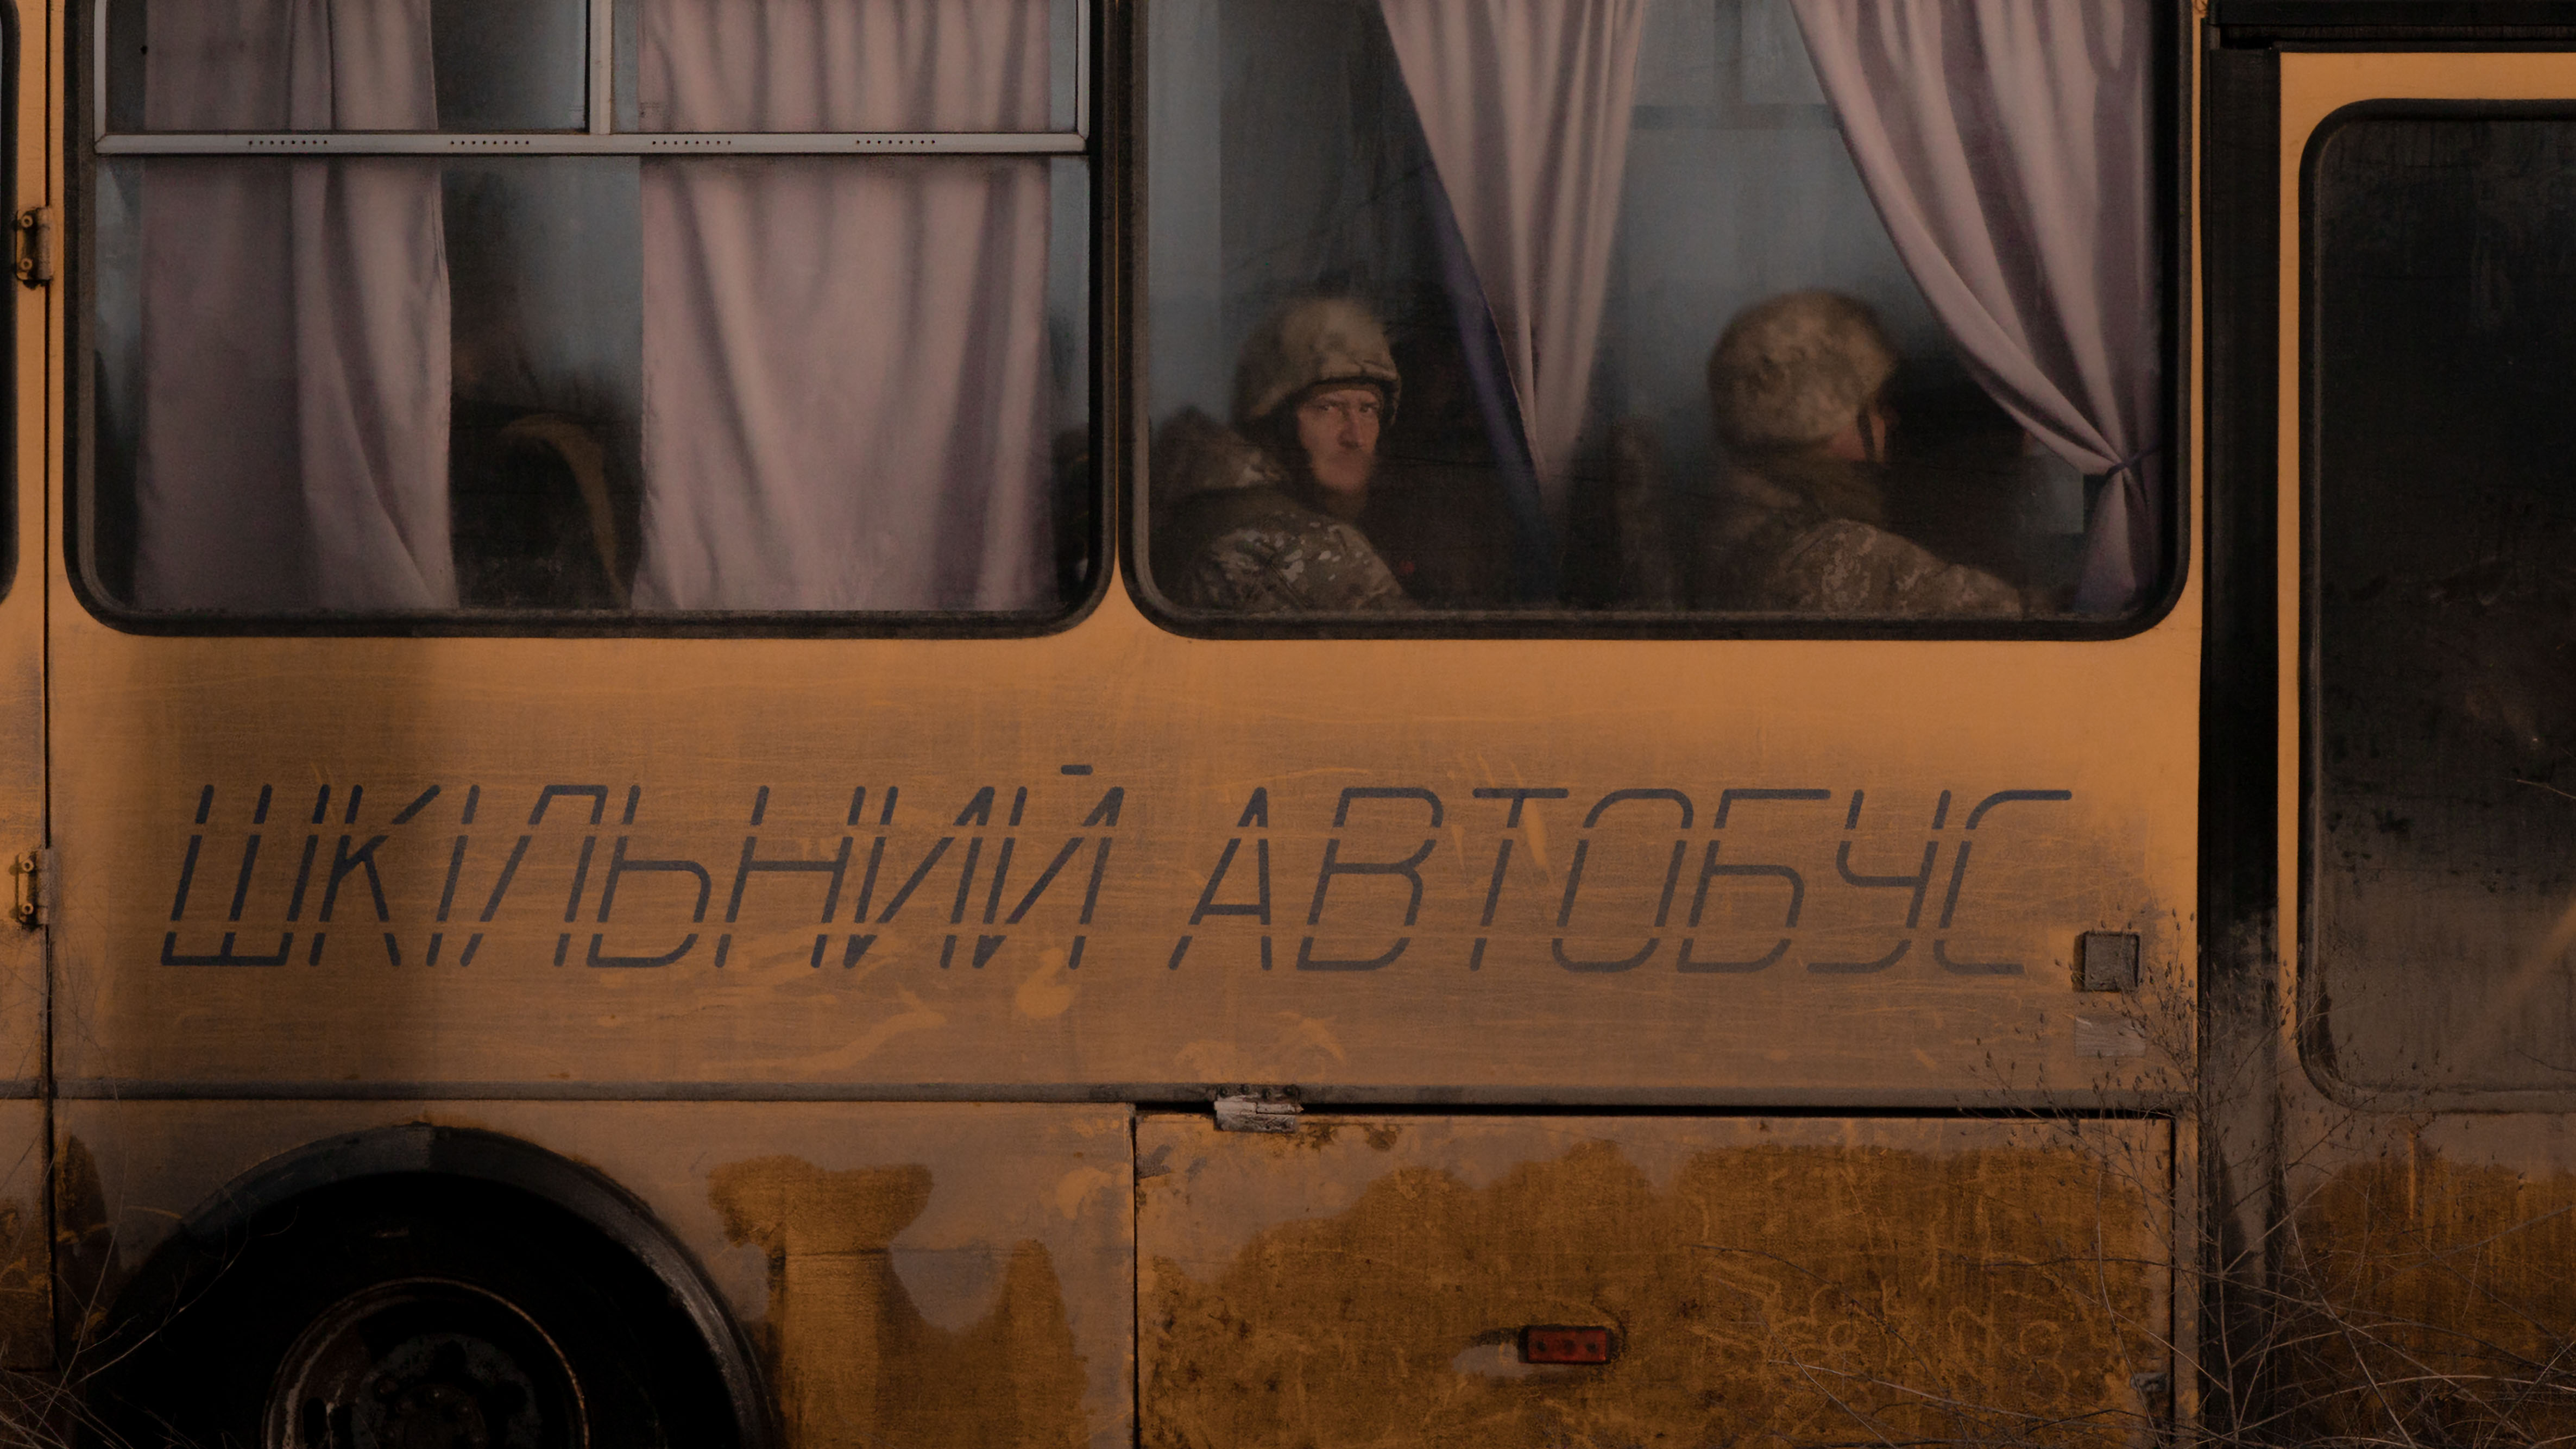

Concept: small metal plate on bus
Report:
left=2078, top=931, right=2140, bottom=992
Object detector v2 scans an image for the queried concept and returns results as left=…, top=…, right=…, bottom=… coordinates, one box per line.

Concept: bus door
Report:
left=2208, top=23, right=2576, bottom=1440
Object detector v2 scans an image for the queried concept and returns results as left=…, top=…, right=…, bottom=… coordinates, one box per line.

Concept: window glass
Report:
left=87, top=0, right=1094, bottom=621
left=2311, top=113, right=2576, bottom=1094
left=104, top=0, right=590, bottom=133
left=614, top=0, right=1084, bottom=133
left=1142, top=0, right=2161, bottom=622
left=90, top=154, right=1091, bottom=614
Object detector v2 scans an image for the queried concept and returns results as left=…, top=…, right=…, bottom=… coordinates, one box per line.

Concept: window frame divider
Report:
left=94, top=133, right=1087, bottom=157
left=589, top=0, right=615, bottom=135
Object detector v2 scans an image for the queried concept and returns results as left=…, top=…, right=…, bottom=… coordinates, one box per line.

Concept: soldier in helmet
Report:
left=1149, top=297, right=1418, bottom=614
left=1693, top=291, right=2023, bottom=617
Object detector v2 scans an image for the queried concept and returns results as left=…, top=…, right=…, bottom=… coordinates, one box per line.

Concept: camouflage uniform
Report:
left=1148, top=408, right=1416, bottom=614
left=1694, top=452, right=2023, bottom=616
left=1149, top=297, right=1419, bottom=615
left=1696, top=290, right=2023, bottom=619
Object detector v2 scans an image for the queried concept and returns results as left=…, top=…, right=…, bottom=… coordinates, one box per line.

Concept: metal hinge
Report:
left=1212, top=1087, right=1301, bottom=1133
left=11, top=850, right=40, bottom=928
left=12, top=207, right=51, bottom=288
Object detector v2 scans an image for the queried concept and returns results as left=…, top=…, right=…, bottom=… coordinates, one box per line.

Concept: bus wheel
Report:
left=88, top=1173, right=757, bottom=1449
left=264, top=1276, right=588, bottom=1447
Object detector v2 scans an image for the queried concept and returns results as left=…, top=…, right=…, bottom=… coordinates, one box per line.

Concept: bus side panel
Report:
left=1137, top=1113, right=2172, bottom=1448
left=54, top=1101, right=1135, bottom=1449
left=45, top=597, right=2199, bottom=1105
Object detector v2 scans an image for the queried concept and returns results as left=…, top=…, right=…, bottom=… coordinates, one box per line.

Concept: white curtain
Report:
left=632, top=0, right=1055, bottom=610
left=1380, top=0, right=1646, bottom=521
left=135, top=1, right=454, bottom=610
left=1790, top=0, right=2160, bottom=614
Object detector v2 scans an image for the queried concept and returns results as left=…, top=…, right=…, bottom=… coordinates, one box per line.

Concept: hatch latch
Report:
left=1212, top=1087, right=1301, bottom=1133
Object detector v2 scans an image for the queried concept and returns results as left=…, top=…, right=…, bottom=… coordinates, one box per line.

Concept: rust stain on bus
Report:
left=1142, top=1131, right=2163, bottom=1449
left=709, top=1154, right=1087, bottom=1449
left=2285, top=1155, right=2576, bottom=1444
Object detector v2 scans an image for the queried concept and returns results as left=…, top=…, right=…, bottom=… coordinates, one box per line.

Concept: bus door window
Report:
left=2311, top=111, right=2576, bottom=1097
left=1141, top=0, right=2164, bottom=623
left=87, top=0, right=1094, bottom=620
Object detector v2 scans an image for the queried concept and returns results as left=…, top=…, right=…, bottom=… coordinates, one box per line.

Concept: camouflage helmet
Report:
left=1231, top=297, right=1402, bottom=431
left=1706, top=291, right=1898, bottom=451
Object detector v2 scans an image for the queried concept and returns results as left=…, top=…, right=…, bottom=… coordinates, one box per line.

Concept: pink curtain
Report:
left=1379, top=0, right=1645, bottom=521
left=1790, top=0, right=2160, bottom=614
left=632, top=0, right=1055, bottom=610
left=136, top=1, right=453, bottom=610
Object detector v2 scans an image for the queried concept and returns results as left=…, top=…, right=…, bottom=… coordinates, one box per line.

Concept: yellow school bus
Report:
left=0, top=0, right=2566, bottom=1445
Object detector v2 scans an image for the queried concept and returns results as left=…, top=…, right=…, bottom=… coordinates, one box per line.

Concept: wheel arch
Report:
left=110, top=1122, right=772, bottom=1448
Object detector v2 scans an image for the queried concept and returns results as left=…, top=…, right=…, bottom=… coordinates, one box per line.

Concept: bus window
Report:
left=1142, top=0, right=2165, bottom=625
left=2311, top=110, right=2576, bottom=1096
left=85, top=0, right=1093, bottom=621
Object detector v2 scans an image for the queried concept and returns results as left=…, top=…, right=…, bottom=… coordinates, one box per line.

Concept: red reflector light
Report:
left=1519, top=1325, right=1614, bottom=1364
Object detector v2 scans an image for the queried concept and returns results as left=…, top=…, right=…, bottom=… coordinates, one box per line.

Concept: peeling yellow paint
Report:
left=1171, top=1011, right=1355, bottom=1082
left=1143, top=1127, right=2164, bottom=1449
left=745, top=990, right=949, bottom=1075
left=1016, top=950, right=1079, bottom=1019
left=710, top=1154, right=1087, bottom=1449
left=1054, top=1166, right=1118, bottom=1221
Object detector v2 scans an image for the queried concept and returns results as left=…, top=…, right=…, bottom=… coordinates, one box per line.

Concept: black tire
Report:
left=86, top=1171, right=752, bottom=1449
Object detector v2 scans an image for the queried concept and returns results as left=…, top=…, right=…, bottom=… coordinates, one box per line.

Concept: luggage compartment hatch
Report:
left=1138, top=1113, right=2171, bottom=1448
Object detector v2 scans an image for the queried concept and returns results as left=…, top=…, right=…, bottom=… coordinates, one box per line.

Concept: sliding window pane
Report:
left=104, top=0, right=589, bottom=134
left=618, top=0, right=1080, bottom=133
